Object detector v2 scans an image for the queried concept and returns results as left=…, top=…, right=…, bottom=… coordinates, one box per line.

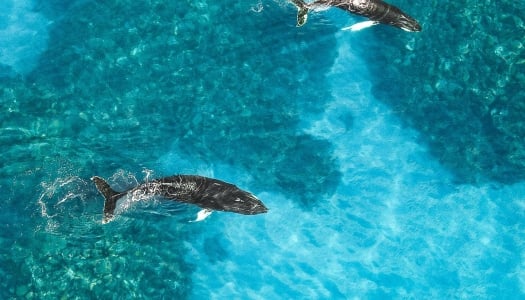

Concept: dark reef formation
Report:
left=357, top=0, right=525, bottom=184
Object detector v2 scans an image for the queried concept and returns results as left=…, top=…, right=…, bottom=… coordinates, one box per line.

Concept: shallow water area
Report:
left=1, top=0, right=525, bottom=298
left=181, top=28, right=525, bottom=298
left=0, top=0, right=50, bottom=76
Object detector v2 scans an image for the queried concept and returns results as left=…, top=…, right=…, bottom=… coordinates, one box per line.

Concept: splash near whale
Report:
left=290, top=0, right=421, bottom=32
left=92, top=175, right=268, bottom=223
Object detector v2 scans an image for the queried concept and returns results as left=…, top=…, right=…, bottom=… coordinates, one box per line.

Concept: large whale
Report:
left=290, top=0, right=421, bottom=32
left=92, top=175, right=268, bottom=223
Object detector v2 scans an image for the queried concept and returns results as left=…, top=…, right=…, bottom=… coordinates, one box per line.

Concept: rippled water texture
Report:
left=1, top=0, right=524, bottom=298
left=358, top=0, right=525, bottom=183
left=1, top=0, right=339, bottom=297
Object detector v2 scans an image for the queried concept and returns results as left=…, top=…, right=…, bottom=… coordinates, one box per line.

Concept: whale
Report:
left=290, top=0, right=421, bottom=32
left=91, top=175, right=268, bottom=223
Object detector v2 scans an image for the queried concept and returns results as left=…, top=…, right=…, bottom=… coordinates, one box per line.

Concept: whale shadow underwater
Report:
left=92, top=175, right=268, bottom=223
left=290, top=0, right=422, bottom=32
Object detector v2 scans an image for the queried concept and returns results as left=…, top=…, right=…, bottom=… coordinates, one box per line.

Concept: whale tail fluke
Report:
left=290, top=0, right=309, bottom=26
left=91, top=176, right=126, bottom=224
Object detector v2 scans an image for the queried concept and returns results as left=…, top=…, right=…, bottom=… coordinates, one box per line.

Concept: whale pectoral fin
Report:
left=193, top=209, right=213, bottom=222
left=342, top=21, right=379, bottom=32
left=290, top=0, right=309, bottom=26
left=296, top=7, right=309, bottom=27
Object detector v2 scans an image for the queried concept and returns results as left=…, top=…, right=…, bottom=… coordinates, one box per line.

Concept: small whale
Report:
left=91, top=175, right=268, bottom=223
left=290, top=0, right=421, bottom=32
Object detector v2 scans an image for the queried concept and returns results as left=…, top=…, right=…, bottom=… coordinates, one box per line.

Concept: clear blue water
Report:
left=1, top=0, right=524, bottom=298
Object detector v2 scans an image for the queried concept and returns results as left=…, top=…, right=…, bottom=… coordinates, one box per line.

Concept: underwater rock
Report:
left=15, top=285, right=28, bottom=297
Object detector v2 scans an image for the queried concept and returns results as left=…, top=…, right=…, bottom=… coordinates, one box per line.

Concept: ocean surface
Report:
left=1, top=0, right=524, bottom=298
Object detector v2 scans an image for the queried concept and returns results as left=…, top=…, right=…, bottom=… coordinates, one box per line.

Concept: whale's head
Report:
left=392, top=14, right=422, bottom=32
left=196, top=179, right=268, bottom=215
left=218, top=190, right=269, bottom=215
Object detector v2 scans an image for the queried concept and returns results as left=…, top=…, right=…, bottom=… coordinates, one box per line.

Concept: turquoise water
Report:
left=1, top=0, right=524, bottom=298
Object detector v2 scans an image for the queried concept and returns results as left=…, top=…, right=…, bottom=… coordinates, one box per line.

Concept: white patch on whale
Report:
left=193, top=209, right=213, bottom=222
left=342, top=21, right=379, bottom=31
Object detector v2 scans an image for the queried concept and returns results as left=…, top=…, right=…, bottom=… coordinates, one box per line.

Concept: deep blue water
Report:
left=1, top=0, right=524, bottom=298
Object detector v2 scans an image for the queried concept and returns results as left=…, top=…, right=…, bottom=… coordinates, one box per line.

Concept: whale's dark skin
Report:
left=291, top=0, right=421, bottom=32
left=92, top=175, right=268, bottom=223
